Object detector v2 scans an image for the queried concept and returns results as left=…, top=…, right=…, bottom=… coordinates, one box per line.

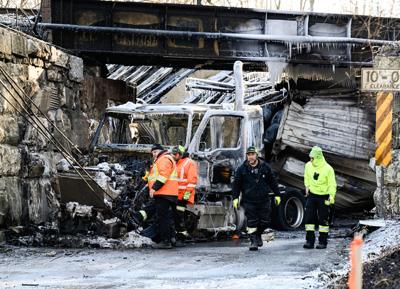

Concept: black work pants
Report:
left=243, top=199, right=272, bottom=235
left=304, top=193, right=330, bottom=245
left=154, top=195, right=177, bottom=243
left=142, top=199, right=156, bottom=220
left=174, top=200, right=188, bottom=239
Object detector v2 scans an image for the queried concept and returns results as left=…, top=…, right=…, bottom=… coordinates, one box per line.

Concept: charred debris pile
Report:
left=6, top=159, right=153, bottom=248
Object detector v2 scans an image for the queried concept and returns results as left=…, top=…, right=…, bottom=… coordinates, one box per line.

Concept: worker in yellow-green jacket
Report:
left=303, top=146, right=336, bottom=249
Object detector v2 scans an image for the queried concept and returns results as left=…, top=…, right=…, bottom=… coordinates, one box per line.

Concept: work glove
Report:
left=142, top=170, right=149, bottom=182
left=233, top=198, right=239, bottom=209
left=324, top=196, right=335, bottom=206
left=183, top=191, right=191, bottom=201
left=275, top=196, right=281, bottom=206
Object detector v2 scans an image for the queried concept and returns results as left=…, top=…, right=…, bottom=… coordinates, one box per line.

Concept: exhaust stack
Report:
left=234, top=61, right=244, bottom=111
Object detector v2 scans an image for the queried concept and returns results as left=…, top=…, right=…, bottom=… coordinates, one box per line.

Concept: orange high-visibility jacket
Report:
left=148, top=152, right=179, bottom=197
left=176, top=157, right=198, bottom=205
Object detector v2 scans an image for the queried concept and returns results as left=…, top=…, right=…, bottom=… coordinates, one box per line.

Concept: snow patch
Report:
left=362, top=220, right=400, bottom=261
left=65, top=202, right=93, bottom=218
left=84, top=232, right=152, bottom=249
left=122, top=231, right=153, bottom=248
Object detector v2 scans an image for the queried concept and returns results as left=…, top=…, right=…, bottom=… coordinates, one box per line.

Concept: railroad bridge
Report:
left=41, top=0, right=400, bottom=69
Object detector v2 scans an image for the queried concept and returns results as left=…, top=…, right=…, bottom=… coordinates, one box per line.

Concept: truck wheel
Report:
left=275, top=189, right=305, bottom=230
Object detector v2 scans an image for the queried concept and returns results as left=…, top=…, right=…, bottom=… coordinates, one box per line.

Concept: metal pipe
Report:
left=36, top=22, right=397, bottom=45
left=234, top=61, right=244, bottom=111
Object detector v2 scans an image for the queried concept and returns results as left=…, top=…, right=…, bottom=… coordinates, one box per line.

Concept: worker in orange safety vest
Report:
left=171, top=145, right=198, bottom=245
left=148, top=143, right=179, bottom=249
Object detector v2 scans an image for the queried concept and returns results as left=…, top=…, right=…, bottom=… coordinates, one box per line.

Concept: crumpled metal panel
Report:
left=107, top=65, right=195, bottom=104
left=276, top=156, right=375, bottom=212
left=279, top=91, right=375, bottom=160
left=58, top=172, right=107, bottom=208
left=275, top=89, right=377, bottom=212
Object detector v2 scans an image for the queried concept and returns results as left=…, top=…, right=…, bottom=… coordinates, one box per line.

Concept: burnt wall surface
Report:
left=0, top=26, right=134, bottom=230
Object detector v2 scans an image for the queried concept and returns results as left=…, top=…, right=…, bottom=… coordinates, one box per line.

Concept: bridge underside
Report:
left=47, top=0, right=400, bottom=69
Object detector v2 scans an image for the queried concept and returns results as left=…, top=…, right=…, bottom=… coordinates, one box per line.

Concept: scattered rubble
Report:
left=360, top=249, right=400, bottom=289
left=65, top=202, right=93, bottom=218
left=5, top=220, right=152, bottom=249
left=1, top=156, right=152, bottom=248
left=4, top=217, right=258, bottom=249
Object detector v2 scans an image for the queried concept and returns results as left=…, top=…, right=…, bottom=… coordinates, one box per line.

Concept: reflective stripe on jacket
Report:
left=176, top=157, right=198, bottom=205
left=148, top=152, right=179, bottom=197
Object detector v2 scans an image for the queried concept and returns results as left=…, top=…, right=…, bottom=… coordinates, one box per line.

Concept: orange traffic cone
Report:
left=348, top=234, right=364, bottom=289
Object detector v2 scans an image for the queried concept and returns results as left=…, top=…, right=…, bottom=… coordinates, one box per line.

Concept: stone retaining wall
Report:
left=0, top=26, right=133, bottom=228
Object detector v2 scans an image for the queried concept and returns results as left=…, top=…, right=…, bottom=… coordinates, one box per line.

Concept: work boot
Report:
left=173, top=232, right=187, bottom=247
left=171, top=235, right=186, bottom=247
left=131, top=211, right=145, bottom=225
left=316, top=232, right=328, bottom=249
left=249, top=234, right=258, bottom=251
left=174, top=239, right=186, bottom=247
left=304, top=231, right=315, bottom=249
left=152, top=240, right=173, bottom=249
left=256, top=234, right=263, bottom=247
left=303, top=241, right=314, bottom=249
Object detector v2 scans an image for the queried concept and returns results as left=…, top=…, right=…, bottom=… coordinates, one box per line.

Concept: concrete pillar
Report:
left=373, top=53, right=400, bottom=217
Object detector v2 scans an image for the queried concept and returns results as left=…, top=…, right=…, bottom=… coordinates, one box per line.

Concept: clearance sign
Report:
left=361, top=68, right=396, bottom=167
left=361, top=69, right=400, bottom=91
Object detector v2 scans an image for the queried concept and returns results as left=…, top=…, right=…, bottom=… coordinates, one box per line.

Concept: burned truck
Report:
left=58, top=64, right=304, bottom=236
left=88, top=104, right=305, bottom=232
left=84, top=107, right=304, bottom=234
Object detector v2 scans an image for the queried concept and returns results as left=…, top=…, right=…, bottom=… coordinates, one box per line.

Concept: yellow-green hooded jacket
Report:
left=304, top=146, right=336, bottom=199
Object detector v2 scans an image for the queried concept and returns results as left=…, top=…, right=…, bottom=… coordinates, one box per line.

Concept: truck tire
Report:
left=274, top=189, right=305, bottom=230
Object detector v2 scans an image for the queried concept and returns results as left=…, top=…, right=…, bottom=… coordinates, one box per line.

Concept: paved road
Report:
left=0, top=233, right=348, bottom=289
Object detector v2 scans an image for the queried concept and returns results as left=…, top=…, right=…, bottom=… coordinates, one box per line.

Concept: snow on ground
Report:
left=0, top=233, right=348, bottom=289
left=323, top=220, right=400, bottom=288
left=361, top=220, right=400, bottom=261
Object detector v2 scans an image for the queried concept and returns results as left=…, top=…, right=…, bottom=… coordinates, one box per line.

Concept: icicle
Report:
left=332, top=64, right=336, bottom=74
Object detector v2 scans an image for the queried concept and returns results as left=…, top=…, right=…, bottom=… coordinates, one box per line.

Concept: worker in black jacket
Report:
left=232, top=146, right=282, bottom=251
